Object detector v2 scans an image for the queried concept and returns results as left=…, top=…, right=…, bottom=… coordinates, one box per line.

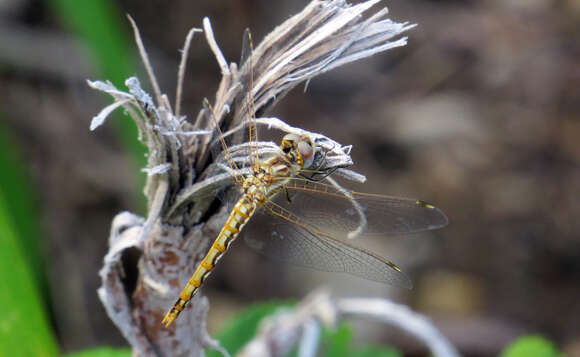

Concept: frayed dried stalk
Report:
left=90, top=1, right=415, bottom=356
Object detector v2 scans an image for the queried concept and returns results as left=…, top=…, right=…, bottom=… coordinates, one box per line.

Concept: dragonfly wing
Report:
left=270, top=178, right=448, bottom=240
left=242, top=201, right=412, bottom=288
left=239, top=28, right=252, bottom=68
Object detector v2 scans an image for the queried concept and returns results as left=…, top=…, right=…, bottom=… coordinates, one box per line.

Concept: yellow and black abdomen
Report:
left=162, top=195, right=257, bottom=327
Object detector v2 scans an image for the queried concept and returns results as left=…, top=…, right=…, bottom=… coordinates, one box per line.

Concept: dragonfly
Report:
left=162, top=32, right=448, bottom=328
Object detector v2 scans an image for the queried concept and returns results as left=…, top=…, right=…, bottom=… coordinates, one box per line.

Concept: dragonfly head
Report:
left=280, top=133, right=315, bottom=168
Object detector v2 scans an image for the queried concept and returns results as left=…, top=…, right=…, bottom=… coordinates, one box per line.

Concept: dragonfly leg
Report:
left=298, top=147, right=343, bottom=182
left=284, top=185, right=293, bottom=203
left=299, top=166, right=339, bottom=182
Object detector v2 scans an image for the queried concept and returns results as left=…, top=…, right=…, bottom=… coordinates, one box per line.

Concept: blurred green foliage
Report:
left=0, top=120, right=46, bottom=296
left=500, top=335, right=562, bottom=357
left=351, top=346, right=401, bottom=357
left=0, top=122, right=58, bottom=356
left=206, top=300, right=295, bottom=357
left=323, top=321, right=351, bottom=357
left=0, top=1, right=147, bottom=355
left=320, top=321, right=401, bottom=357
left=64, top=347, right=131, bottom=357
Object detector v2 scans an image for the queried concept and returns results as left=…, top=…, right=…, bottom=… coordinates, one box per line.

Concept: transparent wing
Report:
left=243, top=201, right=412, bottom=288
left=272, top=178, right=448, bottom=240
left=240, top=28, right=259, bottom=167
left=239, top=28, right=252, bottom=68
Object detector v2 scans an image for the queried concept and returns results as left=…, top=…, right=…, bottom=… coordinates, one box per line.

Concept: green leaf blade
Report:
left=0, top=194, right=58, bottom=357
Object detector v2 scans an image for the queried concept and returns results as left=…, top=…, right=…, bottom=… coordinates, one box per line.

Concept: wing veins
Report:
left=273, top=178, right=448, bottom=235
left=284, top=179, right=417, bottom=202
left=262, top=201, right=407, bottom=285
left=204, top=99, right=244, bottom=186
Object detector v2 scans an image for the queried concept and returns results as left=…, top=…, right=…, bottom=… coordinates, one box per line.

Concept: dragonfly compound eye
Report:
left=298, top=140, right=313, bottom=159
left=298, top=135, right=315, bottom=167
left=281, top=133, right=300, bottom=153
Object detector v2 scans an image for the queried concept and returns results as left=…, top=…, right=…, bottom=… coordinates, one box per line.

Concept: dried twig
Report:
left=176, top=27, right=203, bottom=119
left=337, top=298, right=461, bottom=357
left=238, top=290, right=461, bottom=357
left=90, top=1, right=419, bottom=355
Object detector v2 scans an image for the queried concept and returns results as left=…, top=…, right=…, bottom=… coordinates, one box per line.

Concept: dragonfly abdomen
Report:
left=162, top=194, right=258, bottom=327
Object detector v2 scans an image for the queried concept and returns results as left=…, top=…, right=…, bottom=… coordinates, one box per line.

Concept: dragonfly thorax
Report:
left=244, top=157, right=294, bottom=205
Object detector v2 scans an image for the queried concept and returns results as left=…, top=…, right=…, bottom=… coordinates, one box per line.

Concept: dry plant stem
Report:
left=238, top=290, right=461, bottom=357
left=93, top=1, right=418, bottom=356
left=338, top=298, right=461, bottom=357
left=127, top=15, right=163, bottom=106
left=176, top=28, right=203, bottom=119
left=296, top=319, right=322, bottom=357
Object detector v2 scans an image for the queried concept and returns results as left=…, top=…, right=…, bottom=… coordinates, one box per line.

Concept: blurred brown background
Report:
left=1, top=0, right=579, bottom=356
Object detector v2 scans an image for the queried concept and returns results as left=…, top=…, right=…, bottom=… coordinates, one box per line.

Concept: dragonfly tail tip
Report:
left=161, top=310, right=177, bottom=328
